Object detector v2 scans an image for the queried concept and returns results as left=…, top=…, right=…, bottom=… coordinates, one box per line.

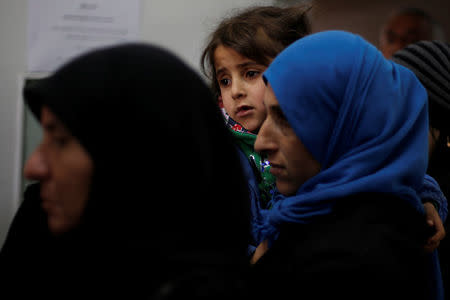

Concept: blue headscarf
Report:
left=259, top=31, right=429, bottom=240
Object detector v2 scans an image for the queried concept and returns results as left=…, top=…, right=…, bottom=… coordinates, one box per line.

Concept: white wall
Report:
left=140, top=0, right=270, bottom=72
left=0, top=0, right=274, bottom=247
left=0, top=0, right=28, bottom=248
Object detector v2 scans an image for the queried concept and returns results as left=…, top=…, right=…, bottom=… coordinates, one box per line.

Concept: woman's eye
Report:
left=272, top=107, right=290, bottom=128
left=53, top=136, right=69, bottom=147
left=219, top=78, right=231, bottom=87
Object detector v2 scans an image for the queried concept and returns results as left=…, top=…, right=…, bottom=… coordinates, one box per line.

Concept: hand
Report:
left=423, top=202, right=446, bottom=253
left=250, top=240, right=269, bottom=264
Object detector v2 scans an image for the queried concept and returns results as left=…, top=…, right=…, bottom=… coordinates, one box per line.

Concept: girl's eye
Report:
left=219, top=78, right=231, bottom=87
left=246, top=70, right=260, bottom=78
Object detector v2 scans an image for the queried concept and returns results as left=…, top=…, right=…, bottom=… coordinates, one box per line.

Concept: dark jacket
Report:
left=0, top=183, right=48, bottom=261
left=250, top=193, right=431, bottom=300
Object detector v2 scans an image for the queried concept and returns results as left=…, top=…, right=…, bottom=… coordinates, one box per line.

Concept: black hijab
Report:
left=7, top=44, right=251, bottom=298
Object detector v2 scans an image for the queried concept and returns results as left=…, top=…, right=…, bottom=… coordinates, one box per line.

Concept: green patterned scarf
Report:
left=225, top=115, right=275, bottom=207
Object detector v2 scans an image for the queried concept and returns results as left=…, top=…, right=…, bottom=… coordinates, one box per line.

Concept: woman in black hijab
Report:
left=1, top=44, right=250, bottom=298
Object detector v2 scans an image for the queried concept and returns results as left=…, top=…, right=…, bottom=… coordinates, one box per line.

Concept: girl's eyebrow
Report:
left=216, top=61, right=265, bottom=76
left=215, top=67, right=227, bottom=77
left=237, top=61, right=263, bottom=69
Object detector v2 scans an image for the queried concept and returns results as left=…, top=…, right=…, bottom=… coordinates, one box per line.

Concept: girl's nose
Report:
left=231, top=80, right=246, bottom=100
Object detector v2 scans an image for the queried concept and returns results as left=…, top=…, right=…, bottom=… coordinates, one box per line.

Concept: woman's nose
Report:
left=254, top=131, right=266, bottom=154
left=255, top=120, right=274, bottom=154
left=23, top=145, right=49, bottom=181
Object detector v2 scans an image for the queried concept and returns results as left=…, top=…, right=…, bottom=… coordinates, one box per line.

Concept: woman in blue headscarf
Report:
left=251, top=31, right=442, bottom=299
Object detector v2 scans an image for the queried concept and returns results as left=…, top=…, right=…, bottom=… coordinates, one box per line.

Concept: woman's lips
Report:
left=40, top=190, right=53, bottom=211
left=269, top=163, right=284, bottom=176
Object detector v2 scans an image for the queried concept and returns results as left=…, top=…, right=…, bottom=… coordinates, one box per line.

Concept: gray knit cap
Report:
left=391, top=41, right=450, bottom=134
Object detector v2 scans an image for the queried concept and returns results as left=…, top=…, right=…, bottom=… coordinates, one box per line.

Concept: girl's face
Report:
left=213, top=45, right=268, bottom=133
left=24, top=106, right=94, bottom=235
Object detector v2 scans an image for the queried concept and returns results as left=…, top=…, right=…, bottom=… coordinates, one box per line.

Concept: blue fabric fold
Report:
left=420, top=174, right=448, bottom=222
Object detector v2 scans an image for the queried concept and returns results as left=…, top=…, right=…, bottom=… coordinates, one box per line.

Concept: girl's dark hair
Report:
left=201, top=4, right=312, bottom=98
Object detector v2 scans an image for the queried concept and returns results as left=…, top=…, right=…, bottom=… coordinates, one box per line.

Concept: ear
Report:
left=217, top=95, right=224, bottom=108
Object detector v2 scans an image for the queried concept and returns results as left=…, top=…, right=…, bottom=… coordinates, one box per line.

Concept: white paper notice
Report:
left=28, top=0, right=141, bottom=73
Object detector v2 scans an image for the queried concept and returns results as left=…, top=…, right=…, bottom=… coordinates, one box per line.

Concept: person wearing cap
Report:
left=392, top=40, right=450, bottom=300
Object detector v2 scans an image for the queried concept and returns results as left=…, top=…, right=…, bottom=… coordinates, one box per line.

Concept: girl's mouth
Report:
left=236, top=105, right=254, bottom=117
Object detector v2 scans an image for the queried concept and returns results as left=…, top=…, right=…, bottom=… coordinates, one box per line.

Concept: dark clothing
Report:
left=429, top=141, right=450, bottom=300
left=251, top=193, right=431, bottom=300
left=1, top=183, right=49, bottom=260
left=0, top=183, right=109, bottom=298
left=2, top=185, right=251, bottom=299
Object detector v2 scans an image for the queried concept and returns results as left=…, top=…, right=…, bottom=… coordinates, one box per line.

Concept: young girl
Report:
left=201, top=4, right=312, bottom=253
